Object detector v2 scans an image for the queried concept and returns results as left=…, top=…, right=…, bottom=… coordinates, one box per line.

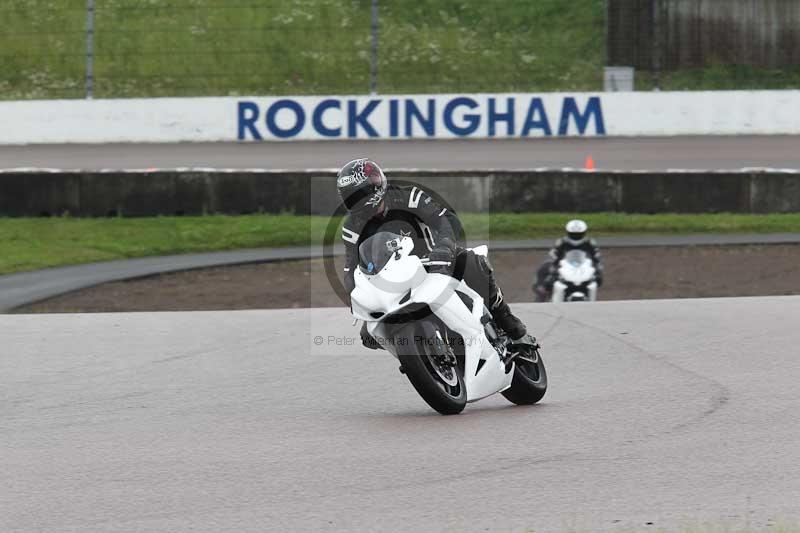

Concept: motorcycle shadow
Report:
left=364, top=399, right=559, bottom=421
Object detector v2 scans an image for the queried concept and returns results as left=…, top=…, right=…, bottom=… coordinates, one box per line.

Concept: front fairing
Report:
left=365, top=274, right=512, bottom=402
left=350, top=237, right=427, bottom=321
left=558, top=259, right=595, bottom=285
left=351, top=240, right=513, bottom=402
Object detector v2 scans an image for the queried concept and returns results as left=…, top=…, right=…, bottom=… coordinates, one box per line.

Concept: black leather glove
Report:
left=428, top=237, right=456, bottom=275
left=360, top=322, right=381, bottom=350
left=533, top=284, right=550, bottom=302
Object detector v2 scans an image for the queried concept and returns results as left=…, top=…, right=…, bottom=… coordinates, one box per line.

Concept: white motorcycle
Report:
left=552, top=250, right=598, bottom=302
left=350, top=231, right=547, bottom=415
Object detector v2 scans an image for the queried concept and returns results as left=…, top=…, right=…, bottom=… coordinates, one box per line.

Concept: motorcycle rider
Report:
left=542, top=219, right=604, bottom=292
left=336, top=158, right=528, bottom=349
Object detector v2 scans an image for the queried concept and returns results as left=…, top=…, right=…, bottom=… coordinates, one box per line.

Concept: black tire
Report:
left=502, top=347, right=548, bottom=406
left=394, top=321, right=466, bottom=415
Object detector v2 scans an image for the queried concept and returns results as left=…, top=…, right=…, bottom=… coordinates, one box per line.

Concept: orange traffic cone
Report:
left=584, top=155, right=596, bottom=170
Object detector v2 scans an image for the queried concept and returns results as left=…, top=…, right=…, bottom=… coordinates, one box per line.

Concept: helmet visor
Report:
left=343, top=187, right=370, bottom=211
left=342, top=184, right=385, bottom=214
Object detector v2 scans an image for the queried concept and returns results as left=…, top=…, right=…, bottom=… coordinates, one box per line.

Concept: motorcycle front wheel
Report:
left=393, top=321, right=466, bottom=415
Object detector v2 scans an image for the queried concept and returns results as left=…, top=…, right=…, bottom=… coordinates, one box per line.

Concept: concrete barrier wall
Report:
left=2, top=91, right=800, bottom=144
left=1, top=169, right=799, bottom=217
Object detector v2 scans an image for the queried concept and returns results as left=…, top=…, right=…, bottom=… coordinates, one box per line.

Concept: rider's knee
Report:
left=477, top=254, right=494, bottom=276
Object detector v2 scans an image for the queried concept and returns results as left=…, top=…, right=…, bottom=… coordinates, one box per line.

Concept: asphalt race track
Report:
left=3, top=297, right=799, bottom=531
left=2, top=136, right=800, bottom=171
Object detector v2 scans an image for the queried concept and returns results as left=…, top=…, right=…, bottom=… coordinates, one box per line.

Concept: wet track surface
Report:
left=3, top=297, right=800, bottom=531
left=2, top=136, right=800, bottom=171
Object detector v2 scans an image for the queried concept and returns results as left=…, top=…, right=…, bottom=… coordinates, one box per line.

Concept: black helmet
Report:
left=336, top=158, right=388, bottom=215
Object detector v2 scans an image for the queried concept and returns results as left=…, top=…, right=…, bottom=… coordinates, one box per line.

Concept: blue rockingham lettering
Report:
left=237, top=95, right=606, bottom=140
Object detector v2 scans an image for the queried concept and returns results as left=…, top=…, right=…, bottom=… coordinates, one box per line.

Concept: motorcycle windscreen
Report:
left=358, top=231, right=402, bottom=275
left=564, top=249, right=589, bottom=266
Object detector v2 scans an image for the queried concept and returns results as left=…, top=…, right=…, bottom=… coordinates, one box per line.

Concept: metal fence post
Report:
left=86, top=0, right=95, bottom=99
left=651, top=0, right=660, bottom=90
left=370, top=0, right=378, bottom=94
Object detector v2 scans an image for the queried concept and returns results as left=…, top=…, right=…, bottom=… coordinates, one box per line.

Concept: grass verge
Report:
left=1, top=212, right=799, bottom=275
left=7, top=1, right=800, bottom=98
left=0, top=0, right=605, bottom=99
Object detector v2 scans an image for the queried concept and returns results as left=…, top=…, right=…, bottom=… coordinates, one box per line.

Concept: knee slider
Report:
left=478, top=255, right=494, bottom=275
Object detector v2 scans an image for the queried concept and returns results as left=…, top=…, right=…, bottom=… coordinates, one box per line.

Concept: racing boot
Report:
left=490, top=293, right=527, bottom=341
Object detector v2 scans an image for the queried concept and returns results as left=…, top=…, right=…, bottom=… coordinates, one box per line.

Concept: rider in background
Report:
left=336, top=158, right=528, bottom=348
left=535, top=219, right=604, bottom=299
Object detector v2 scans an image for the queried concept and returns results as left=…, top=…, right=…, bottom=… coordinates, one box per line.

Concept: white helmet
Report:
left=565, top=219, right=588, bottom=244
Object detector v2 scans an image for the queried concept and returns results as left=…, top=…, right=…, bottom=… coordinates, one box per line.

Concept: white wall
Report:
left=1, top=91, right=799, bottom=144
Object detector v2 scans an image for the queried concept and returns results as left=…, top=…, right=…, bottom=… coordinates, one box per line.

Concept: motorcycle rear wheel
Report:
left=396, top=321, right=466, bottom=415
left=502, top=346, right=548, bottom=405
